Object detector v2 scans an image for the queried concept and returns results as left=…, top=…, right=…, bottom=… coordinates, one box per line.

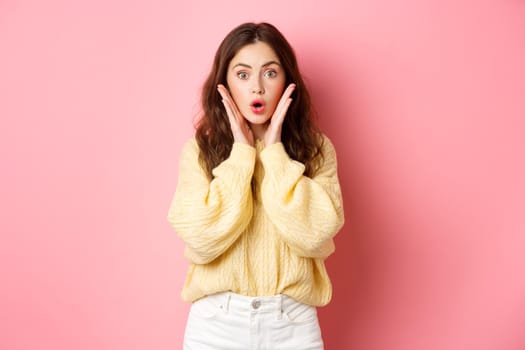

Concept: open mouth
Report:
left=250, top=100, right=265, bottom=114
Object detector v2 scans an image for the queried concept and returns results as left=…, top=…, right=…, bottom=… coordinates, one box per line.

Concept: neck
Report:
left=249, top=122, right=269, bottom=142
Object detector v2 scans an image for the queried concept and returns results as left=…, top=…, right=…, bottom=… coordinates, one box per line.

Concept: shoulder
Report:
left=181, top=136, right=198, bottom=153
left=178, top=136, right=200, bottom=163
left=313, top=133, right=340, bottom=176
left=319, top=133, right=338, bottom=157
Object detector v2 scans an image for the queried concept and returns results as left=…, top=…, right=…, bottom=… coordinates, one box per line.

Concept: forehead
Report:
left=229, top=41, right=280, bottom=67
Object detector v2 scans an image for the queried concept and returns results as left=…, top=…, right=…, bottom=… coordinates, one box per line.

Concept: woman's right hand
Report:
left=217, top=84, right=254, bottom=146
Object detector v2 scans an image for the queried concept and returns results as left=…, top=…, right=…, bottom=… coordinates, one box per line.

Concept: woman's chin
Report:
left=245, top=115, right=272, bottom=125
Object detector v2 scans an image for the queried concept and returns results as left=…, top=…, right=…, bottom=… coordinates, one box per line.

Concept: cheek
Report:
left=226, top=79, right=244, bottom=104
left=269, top=81, right=286, bottom=103
left=229, top=87, right=244, bottom=107
left=274, top=76, right=286, bottom=91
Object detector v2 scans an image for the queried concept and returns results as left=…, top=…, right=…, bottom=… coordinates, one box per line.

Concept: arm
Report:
left=259, top=136, right=344, bottom=258
left=167, top=138, right=256, bottom=264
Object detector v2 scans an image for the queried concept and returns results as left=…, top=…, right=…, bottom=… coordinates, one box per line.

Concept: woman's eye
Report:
left=264, top=70, right=277, bottom=78
left=237, top=72, right=249, bottom=80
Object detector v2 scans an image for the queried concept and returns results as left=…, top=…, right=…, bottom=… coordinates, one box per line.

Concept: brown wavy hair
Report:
left=196, top=22, right=324, bottom=179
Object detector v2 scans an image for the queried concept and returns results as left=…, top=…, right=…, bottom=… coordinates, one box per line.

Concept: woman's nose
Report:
left=251, top=82, right=264, bottom=94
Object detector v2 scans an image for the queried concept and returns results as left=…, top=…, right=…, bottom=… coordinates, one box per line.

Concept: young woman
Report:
left=168, top=22, right=344, bottom=350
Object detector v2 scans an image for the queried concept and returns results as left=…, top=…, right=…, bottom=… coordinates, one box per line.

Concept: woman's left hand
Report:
left=264, top=83, right=296, bottom=146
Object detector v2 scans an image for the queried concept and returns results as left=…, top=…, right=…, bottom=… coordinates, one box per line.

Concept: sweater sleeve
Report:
left=167, top=138, right=256, bottom=264
left=259, top=136, right=344, bottom=258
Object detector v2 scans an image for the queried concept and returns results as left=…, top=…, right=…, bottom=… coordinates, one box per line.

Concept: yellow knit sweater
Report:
left=167, top=135, right=344, bottom=306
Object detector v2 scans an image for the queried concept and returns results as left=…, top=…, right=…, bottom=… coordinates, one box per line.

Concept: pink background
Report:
left=1, top=0, right=524, bottom=349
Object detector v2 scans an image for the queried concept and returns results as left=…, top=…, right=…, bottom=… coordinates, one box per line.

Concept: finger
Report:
left=280, top=98, right=293, bottom=117
left=217, top=84, right=230, bottom=100
left=217, top=84, right=233, bottom=108
left=217, top=85, right=243, bottom=122
left=273, top=83, right=296, bottom=119
left=283, top=83, right=296, bottom=99
left=279, top=83, right=296, bottom=106
left=222, top=97, right=251, bottom=138
left=217, top=85, right=239, bottom=122
left=220, top=97, right=239, bottom=130
left=271, top=99, right=292, bottom=131
left=271, top=85, right=295, bottom=126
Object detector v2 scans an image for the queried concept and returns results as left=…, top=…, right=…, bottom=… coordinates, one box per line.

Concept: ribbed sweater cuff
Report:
left=260, top=142, right=305, bottom=178
left=211, top=141, right=256, bottom=180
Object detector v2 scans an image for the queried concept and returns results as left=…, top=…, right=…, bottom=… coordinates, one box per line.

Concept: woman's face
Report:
left=226, top=41, right=286, bottom=127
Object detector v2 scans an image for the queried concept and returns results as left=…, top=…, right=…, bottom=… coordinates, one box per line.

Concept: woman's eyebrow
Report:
left=261, top=60, right=281, bottom=67
left=232, top=63, right=252, bottom=69
left=231, top=61, right=281, bottom=70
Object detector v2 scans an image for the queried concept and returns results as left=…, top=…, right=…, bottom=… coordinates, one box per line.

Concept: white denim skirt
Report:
left=183, top=292, right=324, bottom=350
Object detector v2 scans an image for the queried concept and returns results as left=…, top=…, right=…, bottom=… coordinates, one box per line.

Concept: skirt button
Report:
left=251, top=300, right=261, bottom=309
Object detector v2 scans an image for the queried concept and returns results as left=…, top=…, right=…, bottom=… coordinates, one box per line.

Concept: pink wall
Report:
left=1, top=0, right=524, bottom=349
